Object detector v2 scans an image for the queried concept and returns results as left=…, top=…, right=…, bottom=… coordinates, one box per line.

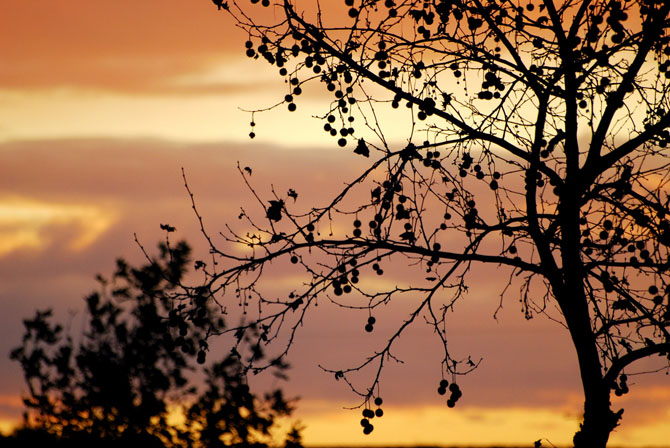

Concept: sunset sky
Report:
left=1, top=1, right=669, bottom=446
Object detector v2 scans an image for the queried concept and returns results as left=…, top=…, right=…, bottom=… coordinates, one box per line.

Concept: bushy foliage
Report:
left=9, top=241, right=302, bottom=448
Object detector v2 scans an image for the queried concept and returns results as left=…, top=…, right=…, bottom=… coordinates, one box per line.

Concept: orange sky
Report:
left=1, top=1, right=669, bottom=446
left=0, top=1, right=234, bottom=89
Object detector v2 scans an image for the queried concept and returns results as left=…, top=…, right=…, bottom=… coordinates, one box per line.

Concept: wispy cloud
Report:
left=0, top=196, right=116, bottom=255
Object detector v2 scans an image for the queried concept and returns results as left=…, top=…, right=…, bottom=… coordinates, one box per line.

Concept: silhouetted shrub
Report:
left=10, top=241, right=301, bottom=448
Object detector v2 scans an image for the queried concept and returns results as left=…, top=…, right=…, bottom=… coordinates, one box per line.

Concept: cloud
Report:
left=0, top=83, right=335, bottom=144
left=0, top=1, right=319, bottom=97
left=0, top=56, right=282, bottom=97
left=0, top=196, right=116, bottom=255
left=0, top=1, right=244, bottom=93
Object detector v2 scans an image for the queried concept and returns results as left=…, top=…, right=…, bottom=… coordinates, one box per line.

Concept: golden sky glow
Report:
left=1, top=1, right=670, bottom=446
left=0, top=196, right=116, bottom=255
left=300, top=403, right=670, bottom=448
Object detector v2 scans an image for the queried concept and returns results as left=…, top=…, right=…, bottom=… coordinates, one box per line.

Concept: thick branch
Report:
left=604, top=343, right=670, bottom=385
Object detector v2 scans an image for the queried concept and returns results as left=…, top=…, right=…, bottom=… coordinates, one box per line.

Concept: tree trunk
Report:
left=556, top=192, right=621, bottom=448
left=571, top=341, right=618, bottom=448
left=556, top=282, right=620, bottom=448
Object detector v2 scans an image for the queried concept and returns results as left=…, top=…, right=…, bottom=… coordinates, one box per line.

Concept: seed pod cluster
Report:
left=446, top=382, right=462, bottom=408
left=353, top=219, right=362, bottom=237
left=360, top=397, right=384, bottom=434
left=365, top=316, right=376, bottom=332
left=613, top=373, right=629, bottom=396
left=437, top=378, right=449, bottom=395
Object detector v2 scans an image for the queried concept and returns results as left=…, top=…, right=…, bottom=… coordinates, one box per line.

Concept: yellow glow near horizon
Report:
left=296, top=400, right=670, bottom=448
left=296, top=401, right=578, bottom=447
left=0, top=197, right=117, bottom=255
left=0, top=394, right=22, bottom=436
left=1, top=396, right=668, bottom=446
left=0, top=421, right=15, bottom=437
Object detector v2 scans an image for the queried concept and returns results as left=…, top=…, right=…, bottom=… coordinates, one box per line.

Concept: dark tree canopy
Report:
left=111, top=1, right=670, bottom=447
left=9, top=241, right=302, bottom=448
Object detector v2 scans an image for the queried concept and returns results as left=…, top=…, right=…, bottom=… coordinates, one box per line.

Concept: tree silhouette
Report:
left=164, top=1, right=670, bottom=447
left=9, top=241, right=302, bottom=448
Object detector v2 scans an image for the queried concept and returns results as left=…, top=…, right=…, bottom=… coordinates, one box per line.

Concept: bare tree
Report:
left=183, top=1, right=670, bottom=446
